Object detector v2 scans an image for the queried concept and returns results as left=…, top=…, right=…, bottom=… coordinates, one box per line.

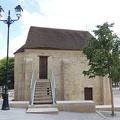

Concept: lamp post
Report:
left=0, top=5, right=23, bottom=110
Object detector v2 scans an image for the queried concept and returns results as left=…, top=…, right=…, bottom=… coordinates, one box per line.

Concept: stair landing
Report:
left=26, top=107, right=58, bottom=114
left=26, top=104, right=58, bottom=114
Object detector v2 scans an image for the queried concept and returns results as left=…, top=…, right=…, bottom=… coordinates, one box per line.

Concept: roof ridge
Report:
left=30, top=26, right=88, bottom=32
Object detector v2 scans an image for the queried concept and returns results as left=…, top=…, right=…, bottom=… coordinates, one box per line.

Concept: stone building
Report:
left=14, top=26, right=111, bottom=105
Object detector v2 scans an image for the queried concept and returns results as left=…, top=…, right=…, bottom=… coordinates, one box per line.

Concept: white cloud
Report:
left=0, top=33, right=2, bottom=40
left=0, top=26, right=29, bottom=59
left=1, top=0, right=120, bottom=59
left=21, top=9, right=88, bottom=31
left=20, top=0, right=120, bottom=34
left=0, top=49, right=6, bottom=59
left=9, top=26, right=28, bottom=57
left=37, top=0, right=120, bottom=34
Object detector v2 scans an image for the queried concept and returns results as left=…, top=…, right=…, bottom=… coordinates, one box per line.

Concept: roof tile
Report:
left=15, top=26, right=93, bottom=53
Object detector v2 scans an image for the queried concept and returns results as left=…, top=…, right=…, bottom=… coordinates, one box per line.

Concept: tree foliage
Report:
left=83, top=22, right=120, bottom=81
left=0, top=57, right=14, bottom=89
left=82, top=22, right=120, bottom=115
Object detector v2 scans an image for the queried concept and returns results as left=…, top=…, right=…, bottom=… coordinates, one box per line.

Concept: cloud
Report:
left=1, top=0, right=120, bottom=59
left=9, top=26, right=29, bottom=56
left=0, top=33, right=2, bottom=40
left=19, top=0, right=91, bottom=30
left=36, top=0, right=120, bottom=33
left=0, top=49, right=6, bottom=59
left=21, top=9, right=88, bottom=31
left=19, top=0, right=120, bottom=33
left=0, top=25, right=29, bottom=59
left=12, top=0, right=120, bottom=33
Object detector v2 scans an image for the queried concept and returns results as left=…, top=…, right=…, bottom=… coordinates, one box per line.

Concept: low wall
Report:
left=9, top=100, right=95, bottom=113
left=56, top=101, right=95, bottom=113
left=9, top=101, right=29, bottom=108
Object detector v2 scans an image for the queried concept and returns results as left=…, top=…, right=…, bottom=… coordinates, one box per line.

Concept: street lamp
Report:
left=0, top=5, right=23, bottom=110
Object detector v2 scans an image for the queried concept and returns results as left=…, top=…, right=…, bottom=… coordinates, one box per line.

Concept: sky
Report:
left=0, top=0, right=120, bottom=59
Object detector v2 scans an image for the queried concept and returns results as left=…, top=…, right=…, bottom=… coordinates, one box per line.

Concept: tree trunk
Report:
left=109, top=78, right=115, bottom=116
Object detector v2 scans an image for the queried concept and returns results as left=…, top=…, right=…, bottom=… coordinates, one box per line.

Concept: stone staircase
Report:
left=27, top=79, right=58, bottom=114
left=34, top=79, right=53, bottom=104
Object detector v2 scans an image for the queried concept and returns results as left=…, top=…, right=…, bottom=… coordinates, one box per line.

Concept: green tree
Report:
left=83, top=22, right=120, bottom=115
left=111, top=58, right=120, bottom=88
left=0, top=57, right=14, bottom=89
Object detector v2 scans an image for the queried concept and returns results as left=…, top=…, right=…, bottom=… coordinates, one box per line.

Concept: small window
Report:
left=84, top=87, right=93, bottom=100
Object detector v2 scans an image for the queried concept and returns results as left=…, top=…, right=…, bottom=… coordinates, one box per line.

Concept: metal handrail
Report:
left=29, top=69, right=37, bottom=105
left=50, top=69, right=56, bottom=105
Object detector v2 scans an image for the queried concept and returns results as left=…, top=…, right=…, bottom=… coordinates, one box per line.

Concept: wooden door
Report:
left=39, top=56, right=48, bottom=79
left=84, top=87, right=93, bottom=100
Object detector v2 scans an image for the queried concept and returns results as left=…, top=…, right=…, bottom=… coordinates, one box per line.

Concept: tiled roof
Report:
left=15, top=26, right=93, bottom=53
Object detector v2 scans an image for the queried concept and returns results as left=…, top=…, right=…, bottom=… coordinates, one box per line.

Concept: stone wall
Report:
left=14, top=49, right=111, bottom=105
left=14, top=52, right=25, bottom=100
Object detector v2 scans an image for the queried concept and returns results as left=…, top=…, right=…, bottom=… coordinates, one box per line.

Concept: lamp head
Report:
left=15, top=5, right=23, bottom=18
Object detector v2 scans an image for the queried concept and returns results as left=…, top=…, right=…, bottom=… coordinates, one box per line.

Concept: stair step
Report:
left=36, top=82, right=50, bottom=84
left=35, top=91, right=51, bottom=95
left=36, top=83, right=50, bottom=85
left=36, top=86, right=50, bottom=87
left=34, top=99, right=52, bottom=101
left=34, top=97, right=52, bottom=100
left=35, top=90, right=51, bottom=92
left=37, top=79, right=50, bottom=82
left=34, top=96, right=52, bottom=98
left=34, top=94, right=52, bottom=97
left=28, top=104, right=57, bottom=108
left=34, top=94, right=52, bottom=96
left=36, top=85, right=50, bottom=87
left=36, top=82, right=50, bottom=83
left=36, top=82, right=50, bottom=85
left=34, top=100, right=53, bottom=104
left=34, top=100, right=52, bottom=102
left=26, top=107, right=58, bottom=114
left=35, top=87, right=50, bottom=89
left=35, top=91, right=51, bottom=93
left=36, top=81, right=50, bottom=83
left=35, top=89, right=52, bottom=92
left=35, top=92, right=51, bottom=94
left=35, top=87, right=51, bottom=90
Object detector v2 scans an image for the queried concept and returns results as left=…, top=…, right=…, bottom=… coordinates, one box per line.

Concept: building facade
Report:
left=14, top=26, right=111, bottom=105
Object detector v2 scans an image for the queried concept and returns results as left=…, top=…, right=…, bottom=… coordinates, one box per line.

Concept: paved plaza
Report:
left=0, top=88, right=120, bottom=120
left=1, top=106, right=120, bottom=120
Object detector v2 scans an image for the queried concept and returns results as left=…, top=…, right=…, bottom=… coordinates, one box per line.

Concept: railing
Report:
left=29, top=69, right=37, bottom=105
left=50, top=69, right=56, bottom=105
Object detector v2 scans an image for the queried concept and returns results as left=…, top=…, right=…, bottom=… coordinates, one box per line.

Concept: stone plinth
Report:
left=57, top=101, right=95, bottom=112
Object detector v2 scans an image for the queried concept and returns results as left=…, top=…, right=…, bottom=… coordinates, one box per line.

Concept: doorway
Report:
left=84, top=87, right=93, bottom=100
left=39, top=56, right=48, bottom=79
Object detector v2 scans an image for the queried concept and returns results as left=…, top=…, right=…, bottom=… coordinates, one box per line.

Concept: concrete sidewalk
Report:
left=0, top=99, right=120, bottom=120
left=0, top=89, right=120, bottom=120
left=0, top=105, right=116, bottom=120
left=0, top=106, right=120, bottom=120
